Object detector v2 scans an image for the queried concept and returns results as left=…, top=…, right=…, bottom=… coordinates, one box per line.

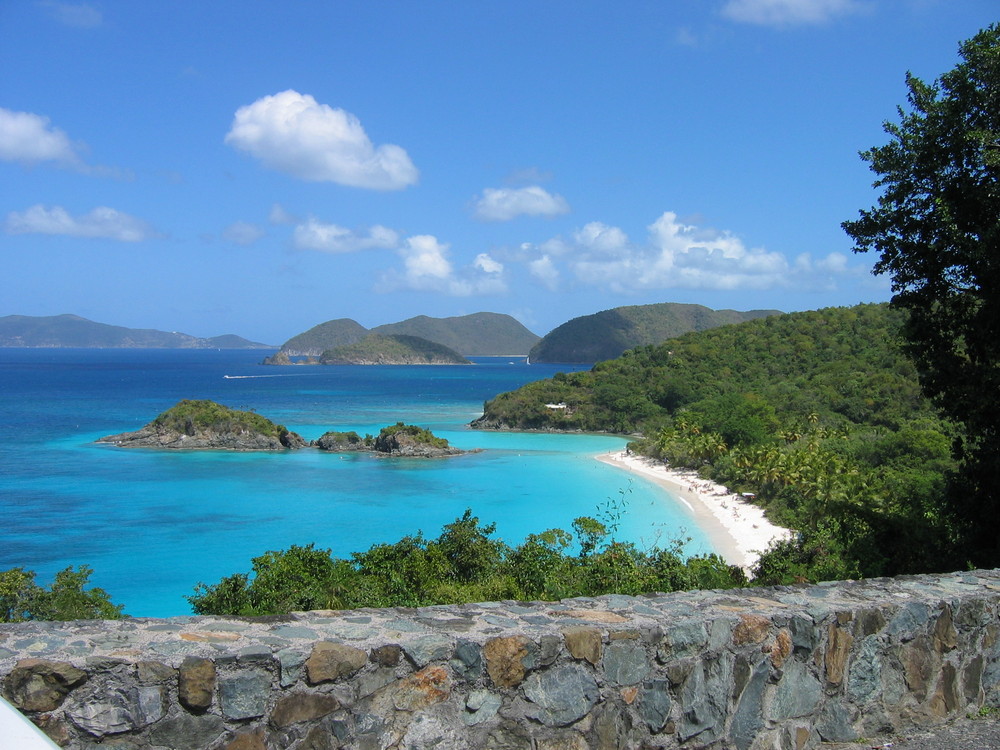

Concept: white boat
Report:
left=0, top=696, right=60, bottom=748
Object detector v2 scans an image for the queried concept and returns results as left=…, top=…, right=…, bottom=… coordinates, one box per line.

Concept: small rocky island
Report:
left=315, top=422, right=473, bottom=458
left=98, top=401, right=473, bottom=457
left=263, top=334, right=470, bottom=365
left=97, top=399, right=307, bottom=451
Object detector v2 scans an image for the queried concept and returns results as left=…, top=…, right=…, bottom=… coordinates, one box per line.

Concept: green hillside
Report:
left=319, top=334, right=470, bottom=364
left=529, top=303, right=781, bottom=363
left=475, top=303, right=958, bottom=581
left=477, top=304, right=928, bottom=433
left=278, top=318, right=369, bottom=355
left=0, top=314, right=271, bottom=349
left=372, top=312, right=539, bottom=355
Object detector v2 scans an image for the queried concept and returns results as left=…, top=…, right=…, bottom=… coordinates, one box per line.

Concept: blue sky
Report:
left=2, top=1, right=997, bottom=344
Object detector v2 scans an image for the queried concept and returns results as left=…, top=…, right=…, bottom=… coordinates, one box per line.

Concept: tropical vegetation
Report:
left=151, top=399, right=295, bottom=441
left=187, top=509, right=744, bottom=616
left=0, top=566, right=124, bottom=622
left=476, top=303, right=960, bottom=582
left=843, top=23, right=1000, bottom=567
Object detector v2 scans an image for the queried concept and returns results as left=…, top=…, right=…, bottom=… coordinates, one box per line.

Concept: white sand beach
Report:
left=595, top=450, right=794, bottom=573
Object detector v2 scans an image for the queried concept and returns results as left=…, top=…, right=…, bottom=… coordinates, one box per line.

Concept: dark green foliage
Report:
left=152, top=399, right=292, bottom=440
left=478, top=304, right=932, bottom=434
left=843, top=25, right=1000, bottom=568
left=376, top=422, right=449, bottom=449
left=187, top=510, right=746, bottom=615
left=320, top=334, right=470, bottom=364
left=0, top=566, right=124, bottom=622
left=529, top=302, right=781, bottom=363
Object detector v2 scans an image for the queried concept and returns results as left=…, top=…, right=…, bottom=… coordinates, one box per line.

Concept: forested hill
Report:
left=528, top=302, right=781, bottom=363
left=372, top=312, right=539, bottom=355
left=474, top=304, right=933, bottom=434
left=319, top=334, right=470, bottom=365
left=277, top=318, right=369, bottom=356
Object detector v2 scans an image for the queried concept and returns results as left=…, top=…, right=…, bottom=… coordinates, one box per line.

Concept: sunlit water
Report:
left=0, top=349, right=710, bottom=616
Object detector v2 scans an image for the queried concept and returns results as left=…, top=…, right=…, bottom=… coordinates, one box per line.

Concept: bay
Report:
left=0, top=348, right=711, bottom=617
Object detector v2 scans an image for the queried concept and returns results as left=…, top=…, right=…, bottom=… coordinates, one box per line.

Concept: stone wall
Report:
left=2, top=570, right=999, bottom=749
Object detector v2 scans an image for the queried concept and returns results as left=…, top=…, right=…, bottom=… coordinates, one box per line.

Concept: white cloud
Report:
left=574, top=222, right=630, bottom=255
left=0, top=108, right=83, bottom=167
left=224, top=90, right=418, bottom=190
left=399, top=235, right=455, bottom=287
left=473, top=186, right=570, bottom=221
left=573, top=212, right=791, bottom=291
left=720, top=0, right=864, bottom=26
left=5, top=204, right=156, bottom=242
left=381, top=235, right=506, bottom=296
left=473, top=253, right=504, bottom=274
left=222, top=221, right=265, bottom=246
left=529, top=210, right=853, bottom=293
left=40, top=1, right=103, bottom=28
left=529, top=255, right=560, bottom=291
left=292, top=218, right=398, bottom=253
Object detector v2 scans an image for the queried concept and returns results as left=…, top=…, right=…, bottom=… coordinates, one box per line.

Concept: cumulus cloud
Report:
left=5, top=204, right=157, bottom=242
left=574, top=222, right=630, bottom=255
left=473, top=253, right=504, bottom=274
left=224, top=90, right=418, bottom=190
left=292, top=218, right=399, bottom=253
left=473, top=186, right=570, bottom=221
left=529, top=255, right=560, bottom=291
left=381, top=236, right=506, bottom=296
left=720, top=0, right=864, bottom=26
left=222, top=221, right=265, bottom=246
left=0, top=108, right=83, bottom=167
left=524, top=211, right=852, bottom=294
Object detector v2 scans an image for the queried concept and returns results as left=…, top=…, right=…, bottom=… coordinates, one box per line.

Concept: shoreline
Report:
left=595, top=450, right=794, bottom=573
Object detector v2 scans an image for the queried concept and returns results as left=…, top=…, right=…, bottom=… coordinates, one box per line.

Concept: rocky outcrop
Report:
left=313, top=424, right=473, bottom=457
left=371, top=429, right=467, bottom=457
left=98, top=426, right=306, bottom=450
left=313, top=431, right=369, bottom=452
left=97, top=400, right=306, bottom=451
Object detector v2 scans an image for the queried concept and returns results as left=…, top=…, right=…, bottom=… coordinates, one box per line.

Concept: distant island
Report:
left=320, top=334, right=470, bottom=365
left=265, top=333, right=470, bottom=365
left=0, top=314, right=273, bottom=349
left=272, top=312, right=539, bottom=359
left=98, top=400, right=472, bottom=457
left=529, top=303, right=782, bottom=363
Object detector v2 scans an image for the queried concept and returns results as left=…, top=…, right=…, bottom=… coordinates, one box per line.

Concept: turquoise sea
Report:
left=0, top=349, right=711, bottom=617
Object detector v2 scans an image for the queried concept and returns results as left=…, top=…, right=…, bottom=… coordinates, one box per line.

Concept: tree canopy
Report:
left=843, top=24, right=1000, bottom=565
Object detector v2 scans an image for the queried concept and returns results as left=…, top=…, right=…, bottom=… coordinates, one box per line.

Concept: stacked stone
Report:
left=1, top=570, right=999, bottom=749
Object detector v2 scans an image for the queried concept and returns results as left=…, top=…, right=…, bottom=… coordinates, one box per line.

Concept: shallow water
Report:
left=0, top=349, right=710, bottom=616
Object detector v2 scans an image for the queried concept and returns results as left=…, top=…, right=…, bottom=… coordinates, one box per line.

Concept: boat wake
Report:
left=223, top=374, right=299, bottom=379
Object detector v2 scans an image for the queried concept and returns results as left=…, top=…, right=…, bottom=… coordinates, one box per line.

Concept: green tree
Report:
left=843, top=24, right=1000, bottom=566
left=1, top=566, right=124, bottom=622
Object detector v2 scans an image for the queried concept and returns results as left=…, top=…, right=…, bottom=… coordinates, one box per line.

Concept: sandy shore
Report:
left=595, top=450, right=794, bottom=573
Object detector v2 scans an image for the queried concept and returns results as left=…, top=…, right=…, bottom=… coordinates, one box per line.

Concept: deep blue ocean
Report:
left=0, top=349, right=711, bottom=617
